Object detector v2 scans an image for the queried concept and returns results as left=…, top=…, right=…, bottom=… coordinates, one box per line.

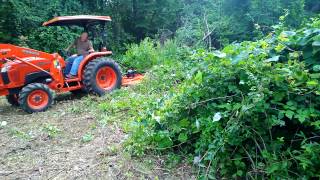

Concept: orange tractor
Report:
left=0, top=15, right=142, bottom=113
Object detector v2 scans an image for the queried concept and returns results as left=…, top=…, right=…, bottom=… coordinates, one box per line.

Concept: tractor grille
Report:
left=1, top=72, right=10, bottom=85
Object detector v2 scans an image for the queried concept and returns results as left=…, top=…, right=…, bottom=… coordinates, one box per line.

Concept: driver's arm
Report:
left=65, top=40, right=76, bottom=52
left=88, top=41, right=94, bottom=53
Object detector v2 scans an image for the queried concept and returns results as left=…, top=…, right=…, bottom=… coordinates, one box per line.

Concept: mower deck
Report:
left=122, top=74, right=144, bottom=87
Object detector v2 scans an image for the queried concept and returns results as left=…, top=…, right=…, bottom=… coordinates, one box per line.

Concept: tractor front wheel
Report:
left=83, top=58, right=122, bottom=96
left=6, top=94, right=19, bottom=106
left=19, top=83, right=53, bottom=113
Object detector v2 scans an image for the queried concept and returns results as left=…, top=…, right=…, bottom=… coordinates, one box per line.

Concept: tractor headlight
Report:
left=1, top=65, right=11, bottom=73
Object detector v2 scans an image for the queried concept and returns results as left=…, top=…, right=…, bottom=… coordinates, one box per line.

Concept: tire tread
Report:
left=83, top=58, right=122, bottom=96
left=18, top=83, right=53, bottom=113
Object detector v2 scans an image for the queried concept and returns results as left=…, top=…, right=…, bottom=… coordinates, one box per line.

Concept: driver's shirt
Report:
left=73, top=38, right=93, bottom=56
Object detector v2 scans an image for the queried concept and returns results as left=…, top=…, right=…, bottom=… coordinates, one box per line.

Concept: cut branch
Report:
left=189, top=94, right=238, bottom=109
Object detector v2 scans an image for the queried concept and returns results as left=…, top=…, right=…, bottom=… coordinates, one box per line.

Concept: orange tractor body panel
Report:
left=0, top=44, right=65, bottom=94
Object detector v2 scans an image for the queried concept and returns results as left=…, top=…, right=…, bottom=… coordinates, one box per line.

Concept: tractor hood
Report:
left=43, top=15, right=112, bottom=27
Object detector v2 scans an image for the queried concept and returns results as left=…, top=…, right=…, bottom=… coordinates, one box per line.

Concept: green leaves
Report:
left=285, top=110, right=295, bottom=119
left=281, top=31, right=296, bottom=37
left=295, top=109, right=309, bottom=123
left=231, top=51, right=249, bottom=64
left=121, top=38, right=159, bottom=72
left=195, top=71, right=203, bottom=84
left=265, top=56, right=280, bottom=62
left=154, top=132, right=173, bottom=149
left=273, top=92, right=286, bottom=101
left=82, top=133, right=94, bottom=143
left=312, top=40, right=320, bottom=47
left=179, top=119, right=190, bottom=128
left=307, top=80, right=318, bottom=87
left=212, top=50, right=226, bottom=58
left=313, top=65, right=320, bottom=72
left=178, top=133, right=188, bottom=143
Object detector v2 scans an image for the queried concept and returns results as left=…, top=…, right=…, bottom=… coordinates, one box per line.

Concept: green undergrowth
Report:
left=98, top=39, right=195, bottom=125
left=118, top=38, right=188, bottom=72
left=98, top=19, right=320, bottom=179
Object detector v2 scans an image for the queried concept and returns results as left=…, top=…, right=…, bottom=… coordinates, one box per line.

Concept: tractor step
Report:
left=63, top=77, right=82, bottom=92
left=65, top=77, right=81, bottom=83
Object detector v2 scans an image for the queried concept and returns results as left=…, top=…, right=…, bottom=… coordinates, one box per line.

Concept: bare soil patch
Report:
left=0, top=94, right=194, bottom=180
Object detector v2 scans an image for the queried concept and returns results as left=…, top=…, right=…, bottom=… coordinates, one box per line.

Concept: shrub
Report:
left=120, top=38, right=158, bottom=72
left=123, top=22, right=320, bottom=179
left=120, top=38, right=187, bottom=72
left=28, top=27, right=78, bottom=52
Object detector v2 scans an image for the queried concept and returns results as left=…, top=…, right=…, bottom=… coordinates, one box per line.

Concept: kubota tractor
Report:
left=0, top=15, right=142, bottom=113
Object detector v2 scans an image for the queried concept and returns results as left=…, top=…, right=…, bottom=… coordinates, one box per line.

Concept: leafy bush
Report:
left=28, top=27, right=78, bottom=52
left=119, top=38, right=158, bottom=72
left=120, top=38, right=187, bottom=72
left=120, top=21, right=320, bottom=179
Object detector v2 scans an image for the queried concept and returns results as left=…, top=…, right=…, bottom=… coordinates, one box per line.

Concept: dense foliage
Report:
left=99, top=19, right=320, bottom=179
left=1, top=0, right=320, bottom=52
left=0, top=0, right=182, bottom=52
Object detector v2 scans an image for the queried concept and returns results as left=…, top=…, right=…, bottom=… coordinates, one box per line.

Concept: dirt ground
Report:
left=0, top=94, right=194, bottom=180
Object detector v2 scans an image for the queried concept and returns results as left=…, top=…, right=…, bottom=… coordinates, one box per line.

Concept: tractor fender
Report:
left=77, top=51, right=112, bottom=77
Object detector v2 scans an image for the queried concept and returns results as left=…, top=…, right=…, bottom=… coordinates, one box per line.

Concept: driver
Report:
left=64, top=32, right=94, bottom=78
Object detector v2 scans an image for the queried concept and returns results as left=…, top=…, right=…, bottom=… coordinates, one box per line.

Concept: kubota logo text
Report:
left=22, top=49, right=40, bottom=56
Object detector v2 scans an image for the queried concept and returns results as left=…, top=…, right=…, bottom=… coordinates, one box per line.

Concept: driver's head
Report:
left=80, top=32, right=89, bottom=41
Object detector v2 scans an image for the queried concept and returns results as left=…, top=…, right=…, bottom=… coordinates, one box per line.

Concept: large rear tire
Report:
left=6, top=94, right=19, bottom=106
left=83, top=58, right=122, bottom=96
left=18, top=83, right=53, bottom=113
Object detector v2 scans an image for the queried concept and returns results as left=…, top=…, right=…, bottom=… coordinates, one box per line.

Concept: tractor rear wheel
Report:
left=83, top=58, right=122, bottom=96
left=6, top=94, right=19, bottom=106
left=19, top=83, right=53, bottom=113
